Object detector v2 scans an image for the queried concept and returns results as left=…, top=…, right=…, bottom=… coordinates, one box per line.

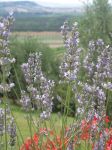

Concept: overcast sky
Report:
left=0, top=0, right=92, bottom=7
left=0, top=0, right=112, bottom=7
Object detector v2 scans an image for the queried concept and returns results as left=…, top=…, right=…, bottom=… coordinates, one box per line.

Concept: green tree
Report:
left=93, top=0, right=112, bottom=41
left=80, top=0, right=112, bottom=45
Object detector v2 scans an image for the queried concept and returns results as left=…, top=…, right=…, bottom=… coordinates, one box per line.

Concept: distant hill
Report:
left=0, top=1, right=84, bottom=15
left=0, top=1, right=44, bottom=14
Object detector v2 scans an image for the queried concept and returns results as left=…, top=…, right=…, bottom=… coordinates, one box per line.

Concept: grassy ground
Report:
left=1, top=104, right=93, bottom=150
left=0, top=104, right=74, bottom=149
left=10, top=105, right=74, bottom=140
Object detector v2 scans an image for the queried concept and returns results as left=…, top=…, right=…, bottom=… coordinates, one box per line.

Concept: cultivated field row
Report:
left=12, top=32, right=64, bottom=48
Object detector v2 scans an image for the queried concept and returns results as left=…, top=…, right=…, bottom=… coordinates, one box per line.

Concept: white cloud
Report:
left=37, top=0, right=83, bottom=4
left=0, top=0, right=111, bottom=7
left=0, top=0, right=85, bottom=6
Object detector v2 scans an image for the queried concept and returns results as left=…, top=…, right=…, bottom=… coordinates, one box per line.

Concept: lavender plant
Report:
left=0, top=13, right=16, bottom=149
left=60, top=21, right=82, bottom=82
left=59, top=21, right=112, bottom=150
left=59, top=21, right=84, bottom=149
left=21, top=52, right=54, bottom=120
left=58, top=21, right=83, bottom=122
left=82, top=40, right=112, bottom=118
left=73, top=39, right=112, bottom=149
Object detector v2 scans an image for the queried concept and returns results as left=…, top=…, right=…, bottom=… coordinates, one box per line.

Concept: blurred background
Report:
left=0, top=0, right=93, bottom=48
left=0, top=0, right=112, bottom=47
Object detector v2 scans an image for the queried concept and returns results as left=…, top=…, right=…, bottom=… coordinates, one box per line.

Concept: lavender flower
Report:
left=96, top=39, right=104, bottom=47
left=76, top=39, right=112, bottom=127
left=93, top=133, right=106, bottom=150
left=0, top=13, right=15, bottom=90
left=102, top=82, right=112, bottom=91
left=8, top=117, right=16, bottom=146
left=20, top=90, right=31, bottom=111
left=60, top=21, right=82, bottom=82
left=21, top=52, right=54, bottom=119
left=67, top=141, right=74, bottom=150
left=21, top=52, right=42, bottom=84
left=61, top=21, right=69, bottom=44
left=0, top=83, right=15, bottom=93
left=0, top=108, right=4, bottom=136
left=0, top=13, right=16, bottom=147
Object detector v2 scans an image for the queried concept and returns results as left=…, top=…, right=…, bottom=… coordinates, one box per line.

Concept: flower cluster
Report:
left=68, top=115, right=111, bottom=150
left=76, top=39, right=112, bottom=120
left=0, top=12, right=15, bottom=92
left=59, top=22, right=112, bottom=150
left=20, top=116, right=112, bottom=150
left=0, top=13, right=16, bottom=147
left=0, top=108, right=4, bottom=136
left=8, top=117, right=16, bottom=146
left=59, top=21, right=82, bottom=82
left=0, top=106, right=16, bottom=147
left=20, top=128, right=69, bottom=150
left=21, top=52, right=54, bottom=119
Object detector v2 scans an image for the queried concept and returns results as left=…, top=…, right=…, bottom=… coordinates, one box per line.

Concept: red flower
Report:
left=104, top=116, right=110, bottom=124
left=33, top=134, right=39, bottom=145
left=46, top=139, right=57, bottom=150
left=20, top=138, right=33, bottom=150
left=80, top=132, right=90, bottom=140
left=20, top=124, right=112, bottom=150
left=105, top=136, right=112, bottom=150
left=92, top=116, right=98, bottom=126
left=20, top=128, right=69, bottom=150
left=39, top=128, right=48, bottom=135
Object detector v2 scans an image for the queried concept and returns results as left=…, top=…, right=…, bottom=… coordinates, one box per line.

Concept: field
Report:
left=12, top=32, right=63, bottom=48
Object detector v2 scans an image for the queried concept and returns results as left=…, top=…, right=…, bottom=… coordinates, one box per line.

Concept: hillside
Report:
left=0, top=1, right=83, bottom=15
left=0, top=1, right=44, bottom=14
left=0, top=1, right=82, bottom=31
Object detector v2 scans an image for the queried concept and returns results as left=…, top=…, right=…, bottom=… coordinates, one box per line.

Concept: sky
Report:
left=0, top=0, right=112, bottom=7
left=0, top=0, right=92, bottom=7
